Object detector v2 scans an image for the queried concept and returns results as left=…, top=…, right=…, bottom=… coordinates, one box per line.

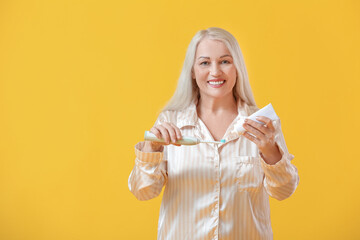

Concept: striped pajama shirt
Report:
left=128, top=98, right=299, bottom=240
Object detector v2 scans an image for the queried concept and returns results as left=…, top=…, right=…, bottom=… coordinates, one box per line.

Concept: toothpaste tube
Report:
left=233, top=103, right=279, bottom=134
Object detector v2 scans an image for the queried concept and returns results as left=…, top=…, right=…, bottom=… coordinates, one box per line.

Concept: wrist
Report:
left=260, top=152, right=281, bottom=165
left=260, top=143, right=282, bottom=165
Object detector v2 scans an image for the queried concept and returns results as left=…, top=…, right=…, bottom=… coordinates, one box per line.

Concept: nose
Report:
left=210, top=62, right=222, bottom=77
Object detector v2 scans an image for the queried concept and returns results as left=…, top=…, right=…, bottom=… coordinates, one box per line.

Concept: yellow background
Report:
left=0, top=0, right=359, bottom=239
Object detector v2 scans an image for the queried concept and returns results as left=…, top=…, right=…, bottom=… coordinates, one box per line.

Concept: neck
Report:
left=197, top=93, right=238, bottom=117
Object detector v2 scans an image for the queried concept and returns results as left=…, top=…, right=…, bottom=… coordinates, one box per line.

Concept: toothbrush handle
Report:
left=144, top=131, right=199, bottom=145
left=144, top=131, right=167, bottom=143
left=175, top=138, right=199, bottom=146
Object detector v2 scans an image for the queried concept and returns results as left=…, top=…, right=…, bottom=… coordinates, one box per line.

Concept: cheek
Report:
left=193, top=68, right=207, bottom=79
left=195, top=78, right=204, bottom=87
left=226, top=66, right=237, bottom=80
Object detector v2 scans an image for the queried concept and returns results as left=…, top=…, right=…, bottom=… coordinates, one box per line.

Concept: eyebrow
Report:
left=197, top=54, right=233, bottom=60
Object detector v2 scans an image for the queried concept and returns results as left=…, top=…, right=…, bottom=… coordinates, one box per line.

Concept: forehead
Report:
left=195, top=38, right=231, bottom=57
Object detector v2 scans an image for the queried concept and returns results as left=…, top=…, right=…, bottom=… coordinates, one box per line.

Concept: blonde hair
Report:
left=161, top=27, right=257, bottom=112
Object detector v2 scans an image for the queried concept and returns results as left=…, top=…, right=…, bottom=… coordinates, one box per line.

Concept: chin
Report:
left=202, top=91, right=233, bottom=100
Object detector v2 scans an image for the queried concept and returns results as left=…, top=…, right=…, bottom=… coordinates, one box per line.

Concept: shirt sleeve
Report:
left=259, top=118, right=300, bottom=201
left=128, top=141, right=168, bottom=201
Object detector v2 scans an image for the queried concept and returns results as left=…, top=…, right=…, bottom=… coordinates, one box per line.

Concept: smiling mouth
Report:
left=207, top=80, right=226, bottom=86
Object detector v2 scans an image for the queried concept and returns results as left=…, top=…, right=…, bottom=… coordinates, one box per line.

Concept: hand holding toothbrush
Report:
left=143, top=122, right=225, bottom=152
left=143, top=122, right=183, bottom=152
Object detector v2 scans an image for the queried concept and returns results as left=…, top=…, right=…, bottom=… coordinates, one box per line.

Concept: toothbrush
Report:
left=144, top=131, right=226, bottom=146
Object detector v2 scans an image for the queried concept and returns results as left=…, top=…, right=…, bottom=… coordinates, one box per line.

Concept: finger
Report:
left=150, top=127, right=162, bottom=140
left=170, top=123, right=182, bottom=140
left=245, top=118, right=270, bottom=135
left=243, top=131, right=260, bottom=145
left=267, top=120, right=276, bottom=131
left=162, top=122, right=177, bottom=143
left=146, top=131, right=166, bottom=147
left=243, top=122, right=265, bottom=139
left=266, top=120, right=276, bottom=131
left=254, top=116, right=270, bottom=123
left=157, top=125, right=171, bottom=144
left=255, top=116, right=276, bottom=131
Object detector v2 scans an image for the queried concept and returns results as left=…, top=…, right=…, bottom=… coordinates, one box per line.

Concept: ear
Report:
left=191, top=69, right=195, bottom=80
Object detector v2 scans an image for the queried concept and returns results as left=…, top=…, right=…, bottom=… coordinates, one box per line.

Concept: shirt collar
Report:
left=176, top=97, right=256, bottom=129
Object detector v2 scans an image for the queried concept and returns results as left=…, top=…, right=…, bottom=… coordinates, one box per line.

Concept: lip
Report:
left=207, top=79, right=226, bottom=88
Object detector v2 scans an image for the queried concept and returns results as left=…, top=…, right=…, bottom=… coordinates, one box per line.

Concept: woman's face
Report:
left=192, top=38, right=237, bottom=100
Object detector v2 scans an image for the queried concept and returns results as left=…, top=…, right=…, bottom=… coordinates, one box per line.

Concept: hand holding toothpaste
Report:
left=240, top=103, right=283, bottom=165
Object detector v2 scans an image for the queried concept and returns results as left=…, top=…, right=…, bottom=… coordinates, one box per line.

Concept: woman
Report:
left=128, top=27, right=299, bottom=240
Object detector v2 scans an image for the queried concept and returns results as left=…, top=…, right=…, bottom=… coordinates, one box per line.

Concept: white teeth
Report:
left=208, top=81, right=225, bottom=85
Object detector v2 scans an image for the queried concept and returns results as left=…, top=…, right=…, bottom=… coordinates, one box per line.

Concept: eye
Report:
left=200, top=61, right=209, bottom=65
left=221, top=60, right=231, bottom=64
